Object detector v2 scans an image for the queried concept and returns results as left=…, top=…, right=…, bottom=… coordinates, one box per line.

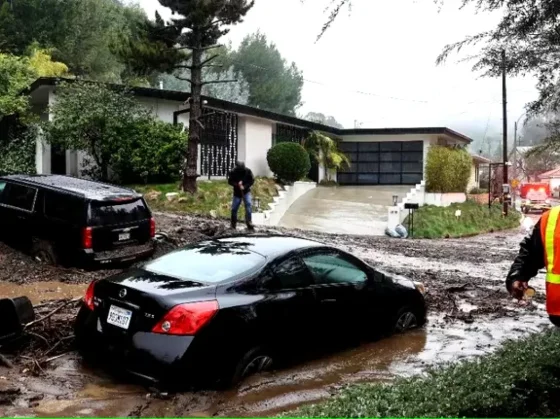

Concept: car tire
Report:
left=230, top=346, right=273, bottom=386
left=31, top=240, right=59, bottom=266
left=392, top=306, right=421, bottom=334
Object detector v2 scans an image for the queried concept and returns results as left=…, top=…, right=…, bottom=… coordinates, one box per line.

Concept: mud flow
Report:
left=0, top=214, right=551, bottom=417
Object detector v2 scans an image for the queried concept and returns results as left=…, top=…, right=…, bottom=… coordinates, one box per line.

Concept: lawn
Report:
left=131, top=177, right=279, bottom=219
left=404, top=200, right=521, bottom=239
left=290, top=330, right=560, bottom=418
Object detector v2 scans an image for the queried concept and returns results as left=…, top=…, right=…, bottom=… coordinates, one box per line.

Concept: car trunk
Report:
left=92, top=270, right=217, bottom=339
left=87, top=197, right=152, bottom=252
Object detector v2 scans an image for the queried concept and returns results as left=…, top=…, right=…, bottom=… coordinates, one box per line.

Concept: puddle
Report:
left=0, top=281, right=86, bottom=305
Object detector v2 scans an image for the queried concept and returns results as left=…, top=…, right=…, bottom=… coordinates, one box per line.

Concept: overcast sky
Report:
left=138, top=0, right=537, bottom=141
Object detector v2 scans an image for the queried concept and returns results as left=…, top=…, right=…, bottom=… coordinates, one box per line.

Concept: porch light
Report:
left=392, top=195, right=399, bottom=206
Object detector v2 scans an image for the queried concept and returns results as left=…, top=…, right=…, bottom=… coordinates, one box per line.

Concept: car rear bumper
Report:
left=74, top=306, right=207, bottom=383
left=79, top=241, right=155, bottom=266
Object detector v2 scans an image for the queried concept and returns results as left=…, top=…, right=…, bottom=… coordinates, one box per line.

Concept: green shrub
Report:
left=425, top=146, right=472, bottom=193
left=292, top=330, right=560, bottom=418
left=113, top=119, right=187, bottom=184
left=0, top=122, right=37, bottom=176
left=469, top=186, right=488, bottom=194
left=267, top=142, right=311, bottom=184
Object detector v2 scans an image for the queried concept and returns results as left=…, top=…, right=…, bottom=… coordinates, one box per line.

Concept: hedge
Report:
left=425, top=145, right=472, bottom=193
left=291, top=329, right=560, bottom=418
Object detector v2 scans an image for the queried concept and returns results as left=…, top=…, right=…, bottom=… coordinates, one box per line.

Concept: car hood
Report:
left=375, top=268, right=416, bottom=290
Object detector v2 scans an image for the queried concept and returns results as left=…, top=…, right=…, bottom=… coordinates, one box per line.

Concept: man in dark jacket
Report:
left=228, top=161, right=255, bottom=231
left=506, top=209, right=560, bottom=326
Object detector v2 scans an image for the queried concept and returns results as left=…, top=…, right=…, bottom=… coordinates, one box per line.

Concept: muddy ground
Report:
left=0, top=213, right=551, bottom=417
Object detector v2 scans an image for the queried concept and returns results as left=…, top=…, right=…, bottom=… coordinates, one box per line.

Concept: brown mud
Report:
left=0, top=213, right=552, bottom=417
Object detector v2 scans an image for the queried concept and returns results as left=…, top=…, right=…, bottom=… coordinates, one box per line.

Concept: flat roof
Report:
left=0, top=174, right=141, bottom=201
left=28, top=77, right=473, bottom=144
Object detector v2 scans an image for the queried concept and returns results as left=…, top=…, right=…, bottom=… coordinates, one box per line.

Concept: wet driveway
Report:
left=278, top=185, right=411, bottom=235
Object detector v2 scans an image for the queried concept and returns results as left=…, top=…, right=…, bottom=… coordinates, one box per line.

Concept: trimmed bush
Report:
left=292, top=330, right=560, bottom=418
left=425, top=146, right=472, bottom=193
left=267, top=142, right=311, bottom=184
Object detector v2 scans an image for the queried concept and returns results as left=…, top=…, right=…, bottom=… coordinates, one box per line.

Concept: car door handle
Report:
left=320, top=298, right=337, bottom=303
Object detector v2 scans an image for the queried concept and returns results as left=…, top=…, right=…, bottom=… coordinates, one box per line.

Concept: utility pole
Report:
left=513, top=120, right=517, bottom=207
left=502, top=49, right=509, bottom=216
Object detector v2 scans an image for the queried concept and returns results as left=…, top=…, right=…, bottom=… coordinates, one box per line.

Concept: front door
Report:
left=51, top=145, right=66, bottom=175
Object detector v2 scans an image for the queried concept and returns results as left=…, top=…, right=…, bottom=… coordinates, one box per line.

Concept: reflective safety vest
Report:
left=541, top=206, right=560, bottom=316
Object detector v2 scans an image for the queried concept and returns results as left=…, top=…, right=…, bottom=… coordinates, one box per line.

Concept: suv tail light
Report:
left=152, top=300, right=219, bottom=336
left=150, top=217, right=156, bottom=238
left=82, top=227, right=93, bottom=249
left=84, top=281, right=96, bottom=310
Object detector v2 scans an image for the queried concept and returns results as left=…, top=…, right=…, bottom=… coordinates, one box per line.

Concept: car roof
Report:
left=0, top=174, right=141, bottom=201
left=211, top=234, right=324, bottom=258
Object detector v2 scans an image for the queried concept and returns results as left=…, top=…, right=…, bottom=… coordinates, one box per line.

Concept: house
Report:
left=27, top=77, right=474, bottom=187
left=468, top=154, right=492, bottom=191
left=538, top=168, right=560, bottom=190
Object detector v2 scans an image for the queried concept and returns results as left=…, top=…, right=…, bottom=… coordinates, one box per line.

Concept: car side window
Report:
left=1, top=183, right=37, bottom=211
left=0, top=181, right=6, bottom=197
left=270, top=256, right=311, bottom=290
left=44, top=191, right=83, bottom=223
left=302, top=251, right=368, bottom=285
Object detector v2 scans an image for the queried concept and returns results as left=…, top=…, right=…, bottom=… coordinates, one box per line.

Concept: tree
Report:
left=227, top=32, right=304, bottom=115
left=303, top=131, right=350, bottom=181
left=44, top=81, right=147, bottom=181
left=0, top=48, right=68, bottom=118
left=159, top=64, right=250, bottom=104
left=137, top=0, right=255, bottom=193
left=303, top=112, right=344, bottom=129
left=0, top=0, right=152, bottom=83
left=435, top=0, right=560, bottom=117
left=44, top=81, right=188, bottom=183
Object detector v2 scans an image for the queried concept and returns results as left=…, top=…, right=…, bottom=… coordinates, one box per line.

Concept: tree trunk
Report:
left=183, top=38, right=203, bottom=193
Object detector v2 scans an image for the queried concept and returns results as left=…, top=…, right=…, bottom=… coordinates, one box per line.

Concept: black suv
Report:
left=0, top=175, right=156, bottom=267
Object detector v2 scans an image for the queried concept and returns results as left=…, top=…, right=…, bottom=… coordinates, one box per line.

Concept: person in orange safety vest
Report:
left=506, top=207, right=560, bottom=326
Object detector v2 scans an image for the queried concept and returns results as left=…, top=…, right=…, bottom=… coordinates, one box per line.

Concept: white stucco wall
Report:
left=239, top=116, right=273, bottom=177
left=467, top=163, right=479, bottom=192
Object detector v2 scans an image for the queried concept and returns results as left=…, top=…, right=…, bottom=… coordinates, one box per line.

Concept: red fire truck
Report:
left=520, top=183, right=552, bottom=214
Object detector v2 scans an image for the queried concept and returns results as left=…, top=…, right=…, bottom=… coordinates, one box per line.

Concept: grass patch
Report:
left=131, top=177, right=278, bottom=218
left=290, top=330, right=560, bottom=418
left=404, top=201, right=521, bottom=239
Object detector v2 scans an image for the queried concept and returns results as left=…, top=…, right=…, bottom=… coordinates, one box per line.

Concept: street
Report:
left=0, top=213, right=550, bottom=417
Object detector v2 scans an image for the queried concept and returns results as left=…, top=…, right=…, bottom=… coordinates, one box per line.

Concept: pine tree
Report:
left=156, top=0, right=254, bottom=193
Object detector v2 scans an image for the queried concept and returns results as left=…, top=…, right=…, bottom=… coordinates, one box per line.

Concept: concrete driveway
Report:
left=278, top=185, right=411, bottom=235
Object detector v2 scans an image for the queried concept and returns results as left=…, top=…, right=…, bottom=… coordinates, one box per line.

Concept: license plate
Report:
left=118, top=232, right=131, bottom=241
left=107, top=305, right=132, bottom=330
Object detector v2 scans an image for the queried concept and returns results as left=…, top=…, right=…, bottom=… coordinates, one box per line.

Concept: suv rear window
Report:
left=88, top=198, right=150, bottom=226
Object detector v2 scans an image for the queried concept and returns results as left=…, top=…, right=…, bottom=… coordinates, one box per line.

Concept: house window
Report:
left=475, top=165, right=480, bottom=183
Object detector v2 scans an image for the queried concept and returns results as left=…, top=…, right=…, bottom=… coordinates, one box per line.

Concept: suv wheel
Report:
left=32, top=240, right=59, bottom=266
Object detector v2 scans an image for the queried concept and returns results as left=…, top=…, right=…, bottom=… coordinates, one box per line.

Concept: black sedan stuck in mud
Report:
left=75, top=234, right=427, bottom=387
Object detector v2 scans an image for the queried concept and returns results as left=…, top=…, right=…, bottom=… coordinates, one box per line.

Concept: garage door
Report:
left=337, top=141, right=424, bottom=185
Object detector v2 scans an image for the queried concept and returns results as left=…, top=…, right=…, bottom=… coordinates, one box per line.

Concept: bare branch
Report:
left=200, top=54, right=220, bottom=67
left=176, top=76, right=194, bottom=84
left=201, top=79, right=237, bottom=86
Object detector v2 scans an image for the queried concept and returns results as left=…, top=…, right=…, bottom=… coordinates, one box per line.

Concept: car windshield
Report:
left=89, top=198, right=149, bottom=226
left=143, top=247, right=266, bottom=283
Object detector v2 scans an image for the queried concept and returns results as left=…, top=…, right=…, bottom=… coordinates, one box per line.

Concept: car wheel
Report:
left=31, top=240, right=59, bottom=266
left=393, top=306, right=419, bottom=334
left=231, top=346, right=273, bottom=385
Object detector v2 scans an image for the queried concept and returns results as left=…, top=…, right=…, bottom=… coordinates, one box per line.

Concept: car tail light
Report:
left=152, top=300, right=219, bottom=336
left=150, top=217, right=156, bottom=238
left=82, top=227, right=93, bottom=249
left=84, top=281, right=96, bottom=310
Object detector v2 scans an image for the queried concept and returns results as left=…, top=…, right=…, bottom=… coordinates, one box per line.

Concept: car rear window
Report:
left=88, top=198, right=150, bottom=226
left=144, top=248, right=266, bottom=283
